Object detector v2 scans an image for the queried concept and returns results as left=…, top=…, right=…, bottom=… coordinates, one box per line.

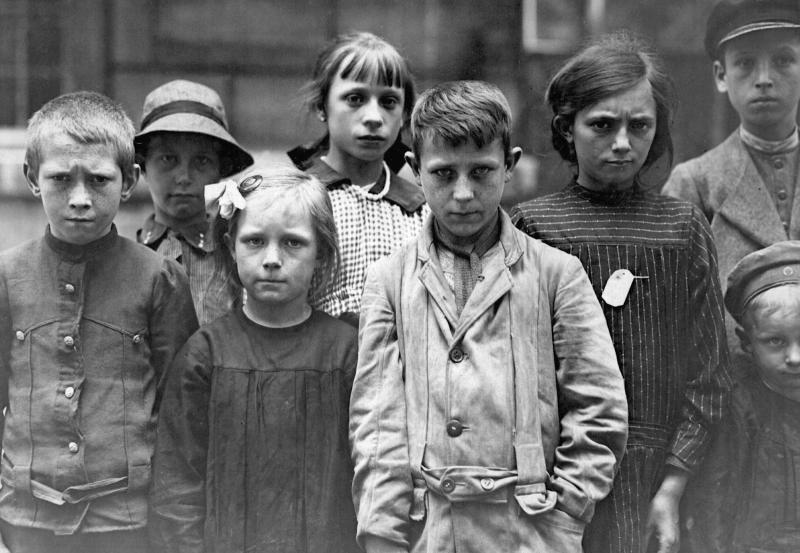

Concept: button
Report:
left=441, top=477, right=455, bottom=493
left=774, top=158, right=785, bottom=169
left=446, top=419, right=463, bottom=437
left=64, top=386, right=75, bottom=399
left=783, top=221, right=790, bottom=231
left=449, top=348, right=464, bottom=363
left=64, top=336, right=74, bottom=347
left=64, top=283, right=75, bottom=294
left=68, top=441, right=79, bottom=453
left=132, top=334, right=142, bottom=345
left=778, top=189, right=788, bottom=200
left=15, top=330, right=24, bottom=341
left=480, top=478, right=495, bottom=491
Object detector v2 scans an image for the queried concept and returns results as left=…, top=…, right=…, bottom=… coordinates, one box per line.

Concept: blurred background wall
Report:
left=0, top=0, right=738, bottom=249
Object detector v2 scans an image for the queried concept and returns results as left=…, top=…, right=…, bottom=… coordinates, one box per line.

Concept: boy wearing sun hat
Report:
left=136, top=80, right=254, bottom=325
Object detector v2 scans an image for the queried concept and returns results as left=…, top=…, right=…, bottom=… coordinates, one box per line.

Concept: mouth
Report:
left=357, top=135, right=386, bottom=146
left=606, top=160, right=633, bottom=166
left=66, top=218, right=95, bottom=223
left=751, top=97, right=778, bottom=105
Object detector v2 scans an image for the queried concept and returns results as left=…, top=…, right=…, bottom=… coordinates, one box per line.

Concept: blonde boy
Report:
left=0, top=92, right=197, bottom=553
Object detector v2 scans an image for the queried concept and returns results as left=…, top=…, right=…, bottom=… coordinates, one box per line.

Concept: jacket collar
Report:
left=302, top=157, right=426, bottom=213
left=137, top=213, right=217, bottom=253
left=45, top=224, right=118, bottom=262
left=417, top=208, right=523, bottom=267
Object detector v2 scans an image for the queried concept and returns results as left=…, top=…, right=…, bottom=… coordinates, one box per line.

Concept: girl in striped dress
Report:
left=288, top=32, right=429, bottom=323
left=510, top=33, right=731, bottom=553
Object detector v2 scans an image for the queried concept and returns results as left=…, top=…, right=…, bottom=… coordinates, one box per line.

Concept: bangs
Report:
left=337, top=50, right=407, bottom=89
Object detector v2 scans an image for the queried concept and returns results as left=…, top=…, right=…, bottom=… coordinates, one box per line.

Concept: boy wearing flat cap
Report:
left=681, top=241, right=800, bottom=553
left=136, top=80, right=254, bottom=325
left=663, top=0, right=800, bottom=368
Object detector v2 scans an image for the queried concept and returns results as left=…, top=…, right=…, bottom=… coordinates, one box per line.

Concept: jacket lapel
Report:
left=717, top=134, right=788, bottom=247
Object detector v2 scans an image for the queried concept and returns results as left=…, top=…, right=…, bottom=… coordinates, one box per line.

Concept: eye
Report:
left=768, top=337, right=786, bottom=347
left=630, top=120, right=652, bottom=132
left=774, top=54, right=796, bottom=68
left=194, top=155, right=215, bottom=168
left=381, top=96, right=400, bottom=109
left=471, top=166, right=491, bottom=178
left=733, top=56, right=754, bottom=69
left=432, top=168, right=453, bottom=180
left=90, top=175, right=111, bottom=186
left=51, top=174, right=71, bottom=183
left=285, top=238, right=304, bottom=249
left=345, top=94, right=364, bottom=107
left=589, top=120, right=612, bottom=131
left=244, top=237, right=263, bottom=248
left=158, top=154, right=177, bottom=166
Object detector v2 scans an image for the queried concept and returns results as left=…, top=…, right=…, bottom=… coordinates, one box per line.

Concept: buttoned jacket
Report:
left=0, top=227, right=197, bottom=534
left=350, top=211, right=628, bottom=553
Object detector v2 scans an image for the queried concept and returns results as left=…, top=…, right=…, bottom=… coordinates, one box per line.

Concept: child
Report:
left=510, top=34, right=731, bottom=553
left=136, top=79, right=254, bottom=325
left=150, top=167, right=359, bottom=553
left=288, top=32, right=429, bottom=323
left=682, top=241, right=800, bottom=553
left=350, top=80, right=628, bottom=553
left=662, top=0, right=800, bottom=366
left=0, top=92, right=197, bottom=552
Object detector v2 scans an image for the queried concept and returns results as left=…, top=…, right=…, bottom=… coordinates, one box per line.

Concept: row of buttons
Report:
left=14, top=332, right=142, bottom=346
left=440, top=477, right=495, bottom=493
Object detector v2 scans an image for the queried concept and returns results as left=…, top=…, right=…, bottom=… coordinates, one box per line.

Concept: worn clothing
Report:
left=511, top=182, right=731, bottom=553
left=350, top=210, right=628, bottom=553
left=662, top=131, right=800, bottom=372
left=291, top=151, right=429, bottom=318
left=682, top=374, right=800, bottom=553
left=138, top=214, right=236, bottom=325
left=0, top=226, right=198, bottom=535
left=0, top=520, right=148, bottom=553
left=151, top=307, right=358, bottom=553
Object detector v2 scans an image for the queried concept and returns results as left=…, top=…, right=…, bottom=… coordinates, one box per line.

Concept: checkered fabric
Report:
left=318, top=185, right=430, bottom=317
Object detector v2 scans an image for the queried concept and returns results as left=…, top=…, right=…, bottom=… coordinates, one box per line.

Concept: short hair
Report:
left=410, top=80, right=513, bottom=161
left=546, top=32, right=676, bottom=183
left=741, top=283, right=800, bottom=331
left=223, top=166, right=340, bottom=306
left=26, top=91, right=136, bottom=183
left=301, top=31, right=416, bottom=125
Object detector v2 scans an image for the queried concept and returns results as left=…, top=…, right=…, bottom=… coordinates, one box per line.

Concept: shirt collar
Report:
left=304, top=157, right=426, bottom=213
left=45, top=224, right=118, bottom=262
left=433, top=211, right=500, bottom=259
left=137, top=213, right=217, bottom=253
left=740, top=125, right=800, bottom=154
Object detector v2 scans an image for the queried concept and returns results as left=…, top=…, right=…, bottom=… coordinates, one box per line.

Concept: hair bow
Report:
left=205, top=179, right=247, bottom=220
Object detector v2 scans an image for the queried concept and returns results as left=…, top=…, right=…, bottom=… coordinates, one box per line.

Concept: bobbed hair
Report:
left=301, top=31, right=416, bottom=125
left=410, top=80, right=514, bottom=162
left=25, top=91, right=137, bottom=184
left=221, top=166, right=340, bottom=307
left=546, top=32, right=676, bottom=184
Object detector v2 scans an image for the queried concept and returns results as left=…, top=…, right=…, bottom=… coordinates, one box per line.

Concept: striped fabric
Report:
left=510, top=181, right=731, bottom=553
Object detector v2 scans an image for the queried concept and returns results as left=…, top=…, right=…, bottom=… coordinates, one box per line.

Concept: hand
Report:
left=0, top=529, right=10, bottom=553
left=643, top=469, right=689, bottom=553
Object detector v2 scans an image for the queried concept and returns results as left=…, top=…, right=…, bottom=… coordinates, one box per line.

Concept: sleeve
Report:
left=149, top=258, right=199, bottom=406
left=548, top=255, right=629, bottom=521
left=0, top=266, right=10, bottom=438
left=666, top=208, right=732, bottom=472
left=149, top=332, right=212, bottom=553
left=349, top=259, right=413, bottom=550
left=661, top=163, right=710, bottom=222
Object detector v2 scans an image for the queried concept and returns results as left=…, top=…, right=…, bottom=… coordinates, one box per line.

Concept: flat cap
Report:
left=705, top=0, right=800, bottom=58
left=725, top=240, right=800, bottom=321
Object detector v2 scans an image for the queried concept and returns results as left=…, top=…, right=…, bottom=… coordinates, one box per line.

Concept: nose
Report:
left=787, top=342, right=800, bottom=367
left=362, top=98, right=384, bottom=128
left=68, top=181, right=92, bottom=211
left=261, top=242, right=282, bottom=268
left=175, top=159, right=193, bottom=187
left=612, top=127, right=631, bottom=154
left=755, top=58, right=774, bottom=89
left=452, top=174, right=475, bottom=202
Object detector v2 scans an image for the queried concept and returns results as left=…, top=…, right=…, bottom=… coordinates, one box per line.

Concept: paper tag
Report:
left=602, top=269, right=647, bottom=307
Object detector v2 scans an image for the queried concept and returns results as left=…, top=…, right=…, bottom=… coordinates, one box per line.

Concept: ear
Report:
left=23, top=163, right=41, bottom=198
left=404, top=151, right=421, bottom=181
left=316, top=107, right=327, bottom=123
left=504, top=147, right=523, bottom=182
left=120, top=164, right=141, bottom=203
left=735, top=325, right=753, bottom=355
left=713, top=60, right=728, bottom=94
left=554, top=116, right=573, bottom=143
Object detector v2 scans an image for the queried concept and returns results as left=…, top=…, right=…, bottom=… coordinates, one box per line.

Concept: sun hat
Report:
left=135, top=79, right=253, bottom=177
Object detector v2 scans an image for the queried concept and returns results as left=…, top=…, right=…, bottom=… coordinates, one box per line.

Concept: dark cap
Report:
left=705, top=0, right=800, bottom=58
left=135, top=80, right=254, bottom=177
left=725, top=241, right=800, bottom=322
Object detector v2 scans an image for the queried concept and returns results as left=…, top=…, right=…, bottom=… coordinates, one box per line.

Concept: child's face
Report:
left=568, top=78, right=656, bottom=193
left=714, top=29, right=800, bottom=141
left=229, top=189, right=318, bottom=322
left=143, top=133, right=222, bottom=226
left=25, top=133, right=136, bottom=245
left=323, top=71, right=404, bottom=167
left=407, top=137, right=520, bottom=244
left=738, top=286, right=800, bottom=402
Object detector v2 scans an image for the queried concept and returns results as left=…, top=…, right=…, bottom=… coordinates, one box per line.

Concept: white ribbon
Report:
left=205, top=179, right=247, bottom=220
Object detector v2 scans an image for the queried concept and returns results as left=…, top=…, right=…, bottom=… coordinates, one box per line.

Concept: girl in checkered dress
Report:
left=289, top=32, right=430, bottom=323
